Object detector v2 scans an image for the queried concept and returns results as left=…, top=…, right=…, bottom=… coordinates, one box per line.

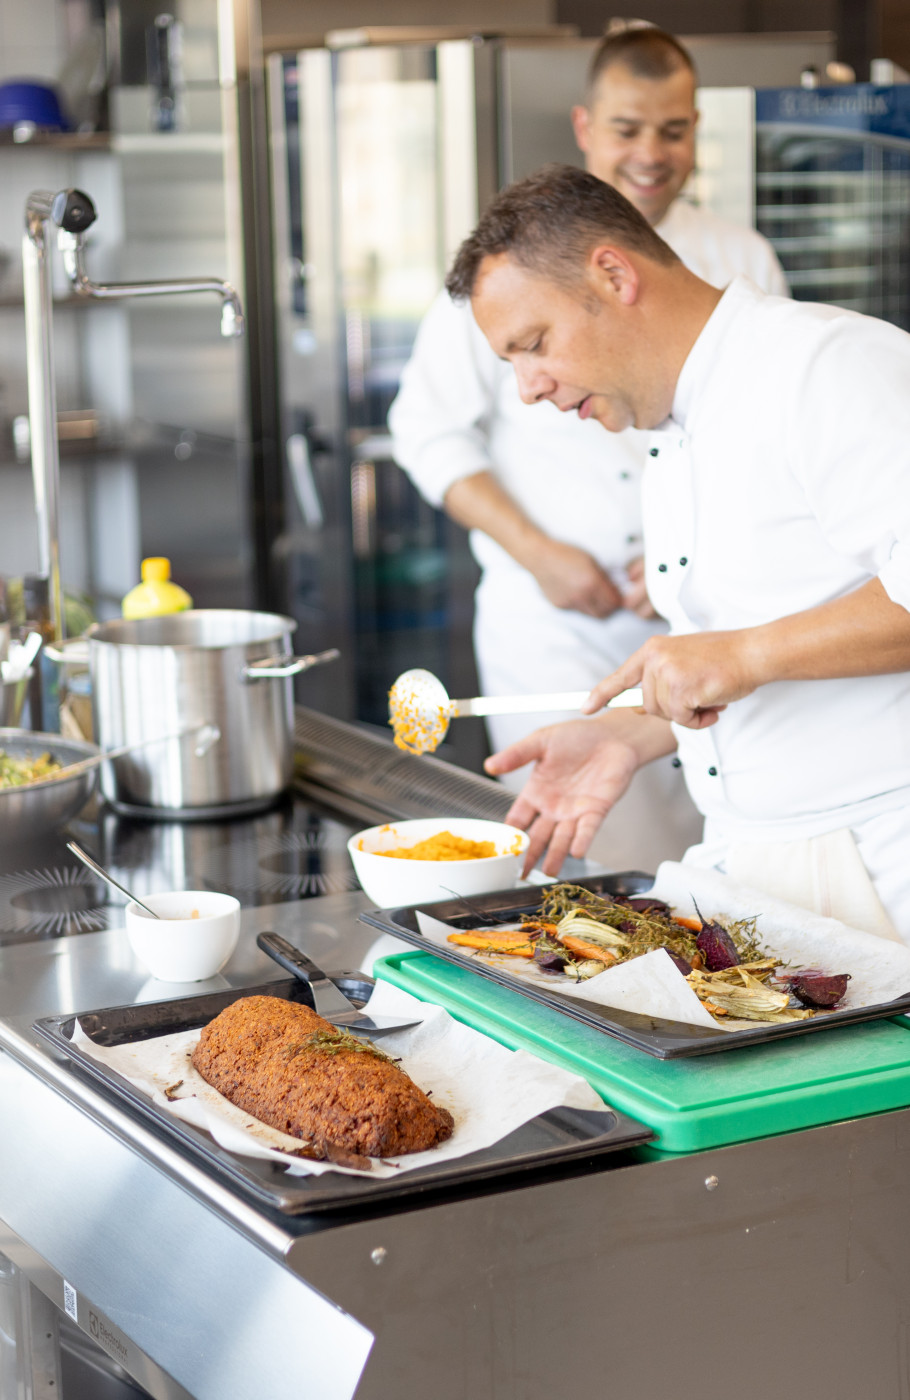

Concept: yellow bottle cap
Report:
left=141, top=557, right=172, bottom=582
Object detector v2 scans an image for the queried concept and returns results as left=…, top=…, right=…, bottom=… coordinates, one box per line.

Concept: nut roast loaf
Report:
left=191, top=995, right=454, bottom=1157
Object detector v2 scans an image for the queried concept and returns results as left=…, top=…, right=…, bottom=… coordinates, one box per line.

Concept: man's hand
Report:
left=585, top=630, right=762, bottom=727
left=621, top=556, right=658, bottom=619
left=485, top=711, right=677, bottom=875
left=528, top=538, right=624, bottom=617
left=444, top=471, right=624, bottom=618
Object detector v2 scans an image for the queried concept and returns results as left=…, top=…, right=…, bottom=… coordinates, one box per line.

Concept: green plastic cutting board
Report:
left=375, top=949, right=910, bottom=1155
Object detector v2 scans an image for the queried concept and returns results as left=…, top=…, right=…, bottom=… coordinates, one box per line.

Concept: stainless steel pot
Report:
left=52, top=610, right=335, bottom=816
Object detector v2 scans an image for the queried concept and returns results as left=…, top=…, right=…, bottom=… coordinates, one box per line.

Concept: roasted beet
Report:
left=534, top=947, right=568, bottom=974
left=693, top=899, right=740, bottom=972
left=626, top=896, right=672, bottom=917
left=789, top=973, right=851, bottom=1009
left=666, top=951, right=692, bottom=976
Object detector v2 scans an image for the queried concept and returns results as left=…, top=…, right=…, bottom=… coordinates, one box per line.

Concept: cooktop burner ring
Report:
left=0, top=865, right=113, bottom=938
left=199, top=827, right=360, bottom=899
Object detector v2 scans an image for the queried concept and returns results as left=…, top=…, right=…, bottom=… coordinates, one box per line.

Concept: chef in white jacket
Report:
left=389, top=24, right=787, bottom=871
left=446, top=163, right=910, bottom=943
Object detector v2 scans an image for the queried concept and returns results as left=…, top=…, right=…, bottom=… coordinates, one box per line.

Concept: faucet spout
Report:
left=22, top=184, right=247, bottom=645
left=58, top=232, right=245, bottom=338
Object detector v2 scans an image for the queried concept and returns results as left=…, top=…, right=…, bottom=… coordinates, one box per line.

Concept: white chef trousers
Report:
left=473, top=569, right=704, bottom=875
left=684, top=803, right=910, bottom=946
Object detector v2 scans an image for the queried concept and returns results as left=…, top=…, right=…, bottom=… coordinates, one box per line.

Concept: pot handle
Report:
left=44, top=637, right=91, bottom=665
left=241, top=647, right=340, bottom=682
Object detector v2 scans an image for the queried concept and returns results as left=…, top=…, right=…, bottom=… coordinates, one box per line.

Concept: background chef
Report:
left=445, top=164, right=910, bottom=946
left=389, top=23, right=787, bottom=873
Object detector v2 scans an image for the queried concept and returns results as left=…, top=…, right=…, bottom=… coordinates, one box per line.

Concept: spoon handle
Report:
left=66, top=841, right=160, bottom=919
left=451, top=687, right=643, bottom=717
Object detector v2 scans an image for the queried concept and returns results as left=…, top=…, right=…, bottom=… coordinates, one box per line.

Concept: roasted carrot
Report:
left=558, top=935, right=618, bottom=966
left=674, top=916, right=702, bottom=932
left=448, top=930, right=535, bottom=958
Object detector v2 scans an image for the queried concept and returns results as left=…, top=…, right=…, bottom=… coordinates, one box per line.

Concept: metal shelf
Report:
left=757, top=200, right=910, bottom=219
left=0, top=131, right=109, bottom=151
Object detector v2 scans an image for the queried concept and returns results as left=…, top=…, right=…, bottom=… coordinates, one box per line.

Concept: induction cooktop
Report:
left=0, top=790, right=363, bottom=945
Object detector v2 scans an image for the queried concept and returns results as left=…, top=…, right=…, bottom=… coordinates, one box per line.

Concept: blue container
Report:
left=0, top=81, right=68, bottom=131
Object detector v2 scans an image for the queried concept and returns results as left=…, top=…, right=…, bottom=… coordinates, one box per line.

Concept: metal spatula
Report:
left=256, top=932, right=422, bottom=1037
left=388, top=667, right=643, bottom=755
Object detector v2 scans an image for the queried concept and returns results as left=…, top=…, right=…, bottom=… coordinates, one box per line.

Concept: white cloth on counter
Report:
left=388, top=201, right=785, bottom=865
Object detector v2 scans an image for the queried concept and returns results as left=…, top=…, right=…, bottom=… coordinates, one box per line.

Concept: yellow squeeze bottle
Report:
left=122, top=558, right=193, bottom=619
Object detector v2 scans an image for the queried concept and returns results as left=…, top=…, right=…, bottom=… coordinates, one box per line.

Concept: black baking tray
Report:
left=33, top=974, right=653, bottom=1215
left=360, top=872, right=910, bottom=1059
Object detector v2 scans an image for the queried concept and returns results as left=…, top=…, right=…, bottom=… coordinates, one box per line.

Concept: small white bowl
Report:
left=347, top=818, right=529, bottom=908
left=125, top=890, right=241, bottom=982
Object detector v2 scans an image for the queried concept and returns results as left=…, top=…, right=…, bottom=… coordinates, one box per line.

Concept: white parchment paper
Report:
left=416, top=861, right=910, bottom=1033
left=71, top=979, right=604, bottom=1178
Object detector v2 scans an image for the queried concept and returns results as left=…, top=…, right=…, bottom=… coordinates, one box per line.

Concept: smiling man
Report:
left=446, top=163, right=910, bottom=944
left=388, top=25, right=786, bottom=873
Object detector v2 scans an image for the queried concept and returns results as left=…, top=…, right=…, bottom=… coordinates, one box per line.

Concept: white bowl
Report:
left=347, top=818, right=529, bottom=908
left=125, top=890, right=241, bottom=982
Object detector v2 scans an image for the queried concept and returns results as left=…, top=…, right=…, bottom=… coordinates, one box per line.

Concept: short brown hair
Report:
left=445, top=163, right=678, bottom=301
left=587, top=23, right=695, bottom=102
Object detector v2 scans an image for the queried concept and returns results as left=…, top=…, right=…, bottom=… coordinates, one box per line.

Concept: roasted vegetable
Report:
left=788, top=972, right=851, bottom=1009
left=447, top=929, right=535, bottom=958
left=693, top=899, right=741, bottom=972
left=558, top=934, right=619, bottom=967
left=688, top=967, right=813, bottom=1022
left=555, top=909, right=630, bottom=950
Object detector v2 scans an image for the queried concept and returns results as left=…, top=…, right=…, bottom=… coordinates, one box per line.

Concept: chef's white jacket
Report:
left=645, top=275, right=910, bottom=841
left=388, top=202, right=787, bottom=868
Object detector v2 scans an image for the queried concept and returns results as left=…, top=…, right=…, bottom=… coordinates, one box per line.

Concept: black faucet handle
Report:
left=51, top=189, right=97, bottom=235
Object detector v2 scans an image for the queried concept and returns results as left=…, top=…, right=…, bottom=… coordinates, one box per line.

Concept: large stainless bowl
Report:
left=0, top=728, right=98, bottom=843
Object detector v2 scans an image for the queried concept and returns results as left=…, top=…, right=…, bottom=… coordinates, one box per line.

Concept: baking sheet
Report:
left=33, top=975, right=653, bottom=1214
left=360, top=867, right=910, bottom=1059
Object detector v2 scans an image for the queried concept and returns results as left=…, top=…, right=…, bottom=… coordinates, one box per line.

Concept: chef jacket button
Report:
left=679, top=556, right=688, bottom=566
left=626, top=533, right=639, bottom=544
left=619, top=471, right=631, bottom=480
left=671, top=757, right=681, bottom=768
left=649, top=447, right=659, bottom=457
left=708, top=766, right=718, bottom=776
left=657, top=563, right=667, bottom=572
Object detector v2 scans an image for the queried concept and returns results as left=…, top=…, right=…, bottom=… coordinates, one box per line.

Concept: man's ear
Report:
left=587, top=244, right=640, bottom=306
left=571, top=104, right=591, bottom=154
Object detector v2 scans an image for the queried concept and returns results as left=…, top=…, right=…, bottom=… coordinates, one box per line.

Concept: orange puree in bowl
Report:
left=379, top=832, right=498, bottom=861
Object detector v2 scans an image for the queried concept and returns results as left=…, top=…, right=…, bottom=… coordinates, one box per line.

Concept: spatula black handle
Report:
left=256, top=932, right=358, bottom=1017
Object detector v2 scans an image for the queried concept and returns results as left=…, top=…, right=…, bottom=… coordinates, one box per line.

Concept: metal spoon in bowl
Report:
left=388, top=667, right=645, bottom=756
left=66, top=840, right=160, bottom=919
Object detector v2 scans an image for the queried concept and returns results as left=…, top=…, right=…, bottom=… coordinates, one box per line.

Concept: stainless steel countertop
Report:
left=0, top=892, right=410, bottom=1249
left=6, top=893, right=910, bottom=1400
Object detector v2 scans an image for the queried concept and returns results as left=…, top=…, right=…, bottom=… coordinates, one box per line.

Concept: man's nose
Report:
left=631, top=130, right=665, bottom=166
left=515, top=362, right=553, bottom=404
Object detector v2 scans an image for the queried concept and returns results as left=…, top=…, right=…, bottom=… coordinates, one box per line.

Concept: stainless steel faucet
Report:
left=22, top=187, right=244, bottom=640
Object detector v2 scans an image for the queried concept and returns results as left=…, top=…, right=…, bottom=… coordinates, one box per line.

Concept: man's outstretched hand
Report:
left=485, top=711, right=675, bottom=876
